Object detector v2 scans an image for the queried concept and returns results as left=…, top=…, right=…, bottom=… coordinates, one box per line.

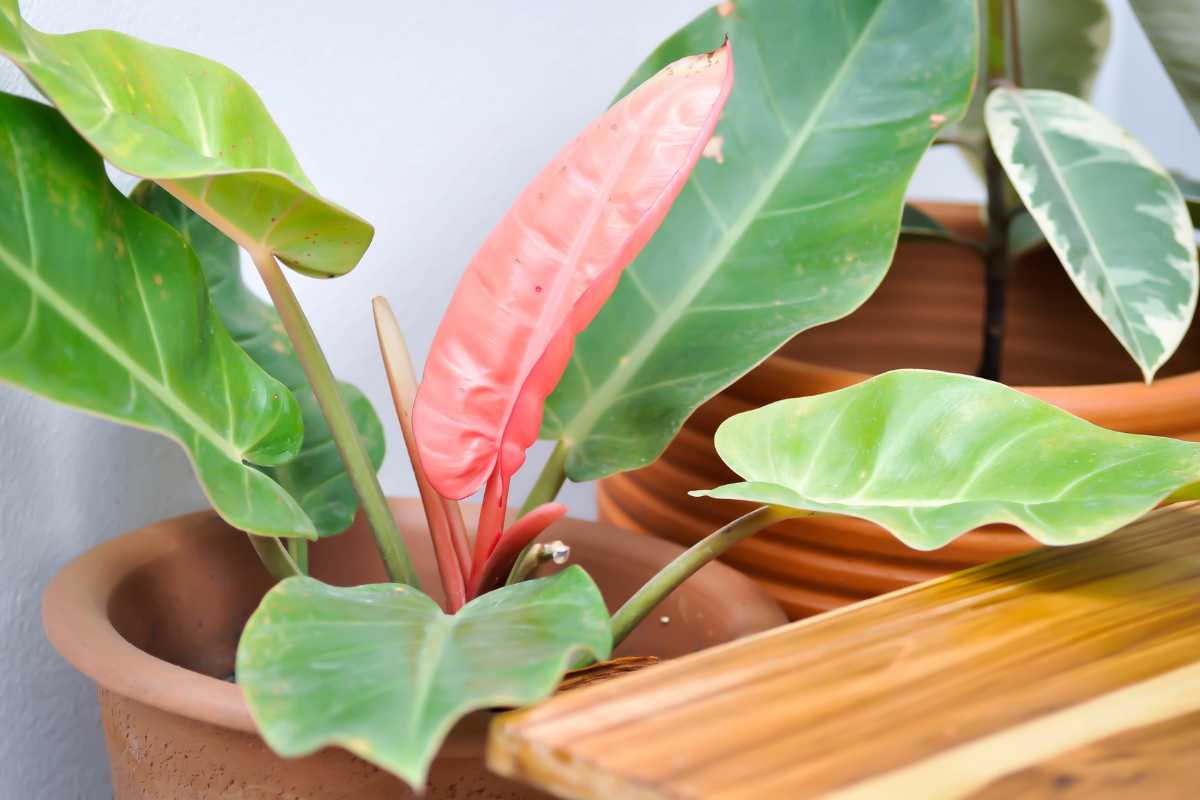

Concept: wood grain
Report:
left=488, top=503, right=1200, bottom=799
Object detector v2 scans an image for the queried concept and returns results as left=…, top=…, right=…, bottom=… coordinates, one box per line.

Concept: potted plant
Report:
left=587, top=0, right=1200, bottom=618
left=6, top=0, right=1200, bottom=798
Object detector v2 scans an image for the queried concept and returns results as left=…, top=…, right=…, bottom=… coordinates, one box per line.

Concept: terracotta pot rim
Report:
left=759, top=354, right=1200, bottom=396
left=41, top=498, right=784, bottom=752
left=43, top=508, right=261, bottom=735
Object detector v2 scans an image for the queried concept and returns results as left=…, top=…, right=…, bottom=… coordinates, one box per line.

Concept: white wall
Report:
left=1, top=1, right=1196, bottom=796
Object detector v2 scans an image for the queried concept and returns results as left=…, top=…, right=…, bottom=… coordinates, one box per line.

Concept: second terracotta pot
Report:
left=599, top=202, right=1200, bottom=619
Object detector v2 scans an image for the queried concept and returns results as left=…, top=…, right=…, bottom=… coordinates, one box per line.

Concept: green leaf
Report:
left=131, top=183, right=385, bottom=536
left=237, top=566, right=612, bottom=789
left=1171, top=171, right=1200, bottom=228
left=900, top=204, right=952, bottom=242
left=1129, top=0, right=1200, bottom=130
left=986, top=88, right=1198, bottom=381
left=1008, top=208, right=1048, bottom=258
left=692, top=370, right=1200, bottom=550
left=953, top=0, right=1112, bottom=173
left=0, top=92, right=315, bottom=539
left=0, top=3, right=371, bottom=277
left=543, top=0, right=978, bottom=481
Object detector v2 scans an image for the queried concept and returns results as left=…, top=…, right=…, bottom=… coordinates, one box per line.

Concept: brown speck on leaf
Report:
left=717, top=1, right=736, bottom=16
left=272, top=340, right=287, bottom=353
left=702, top=135, right=726, bottom=165
left=929, top=113, right=947, bottom=129
left=153, top=274, right=164, bottom=287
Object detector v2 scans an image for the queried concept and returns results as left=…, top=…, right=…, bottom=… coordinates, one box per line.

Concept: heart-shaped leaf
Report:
left=0, top=92, right=314, bottom=538
left=237, top=566, right=612, bottom=789
left=952, top=0, right=1112, bottom=175
left=0, top=2, right=371, bottom=276
left=131, top=183, right=384, bottom=536
left=543, top=0, right=978, bottom=482
left=693, top=370, right=1200, bottom=549
left=986, top=88, right=1198, bottom=381
left=413, top=43, right=732, bottom=502
left=1129, top=0, right=1200, bottom=130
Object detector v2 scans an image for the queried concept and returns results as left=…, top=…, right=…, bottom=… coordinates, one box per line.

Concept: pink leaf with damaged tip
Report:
left=413, top=42, right=733, bottom=504
left=467, top=503, right=569, bottom=599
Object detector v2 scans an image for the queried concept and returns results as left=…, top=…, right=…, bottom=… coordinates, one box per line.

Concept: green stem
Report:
left=610, top=506, right=799, bottom=648
left=287, top=538, right=309, bottom=575
left=250, top=535, right=301, bottom=581
left=506, top=544, right=545, bottom=586
left=503, top=442, right=572, bottom=587
left=251, top=251, right=418, bottom=587
left=519, top=440, right=569, bottom=516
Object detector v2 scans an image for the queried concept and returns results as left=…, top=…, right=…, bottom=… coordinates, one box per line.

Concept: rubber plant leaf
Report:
left=543, top=0, right=978, bottom=482
left=693, top=370, right=1200, bottom=550
left=237, top=566, right=611, bottom=789
left=986, top=88, right=1198, bottom=381
left=412, top=43, right=733, bottom=502
left=0, top=92, right=314, bottom=539
left=1128, top=0, right=1200, bottom=130
left=0, top=1, right=370, bottom=276
left=952, top=0, right=1112, bottom=176
left=131, top=182, right=385, bottom=537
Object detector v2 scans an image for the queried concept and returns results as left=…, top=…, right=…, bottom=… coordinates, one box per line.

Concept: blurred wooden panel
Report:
left=489, top=503, right=1200, bottom=799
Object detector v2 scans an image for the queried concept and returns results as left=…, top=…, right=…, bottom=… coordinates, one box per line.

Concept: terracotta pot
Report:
left=598, top=202, right=1200, bottom=619
left=42, top=498, right=785, bottom=799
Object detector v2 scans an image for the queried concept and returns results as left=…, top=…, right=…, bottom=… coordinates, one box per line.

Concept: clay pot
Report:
left=598, top=202, right=1200, bottom=619
left=42, top=498, right=784, bottom=799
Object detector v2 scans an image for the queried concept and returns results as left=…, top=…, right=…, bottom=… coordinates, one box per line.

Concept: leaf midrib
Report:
left=0, top=240, right=245, bottom=461
left=559, top=0, right=893, bottom=450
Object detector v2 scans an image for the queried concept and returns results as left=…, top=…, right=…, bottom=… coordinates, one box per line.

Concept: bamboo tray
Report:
left=489, top=503, right=1200, bottom=799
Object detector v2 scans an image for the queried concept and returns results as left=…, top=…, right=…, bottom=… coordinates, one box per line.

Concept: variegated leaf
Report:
left=986, top=88, right=1198, bottom=381
left=953, top=0, right=1111, bottom=176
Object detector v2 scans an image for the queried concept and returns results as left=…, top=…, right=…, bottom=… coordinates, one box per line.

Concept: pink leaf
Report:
left=414, top=42, right=733, bottom=502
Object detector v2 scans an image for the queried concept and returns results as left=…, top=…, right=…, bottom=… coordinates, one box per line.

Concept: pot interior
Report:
left=781, top=203, right=1200, bottom=386
left=104, top=501, right=785, bottom=680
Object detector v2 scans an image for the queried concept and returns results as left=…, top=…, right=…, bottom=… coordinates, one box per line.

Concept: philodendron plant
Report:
left=3, top=0, right=1200, bottom=791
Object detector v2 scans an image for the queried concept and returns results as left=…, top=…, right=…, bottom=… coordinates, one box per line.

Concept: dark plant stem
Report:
left=976, top=0, right=1019, bottom=382
left=1007, top=0, right=1024, bottom=87
left=977, top=138, right=1010, bottom=382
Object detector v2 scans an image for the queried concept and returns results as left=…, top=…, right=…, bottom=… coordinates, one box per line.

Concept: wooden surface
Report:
left=488, top=502, right=1200, bottom=799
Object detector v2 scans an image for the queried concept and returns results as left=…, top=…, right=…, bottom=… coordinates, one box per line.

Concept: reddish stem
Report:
left=443, top=501, right=472, bottom=579
left=473, top=468, right=509, bottom=568
left=467, top=503, right=567, bottom=598
left=373, top=298, right=467, bottom=611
